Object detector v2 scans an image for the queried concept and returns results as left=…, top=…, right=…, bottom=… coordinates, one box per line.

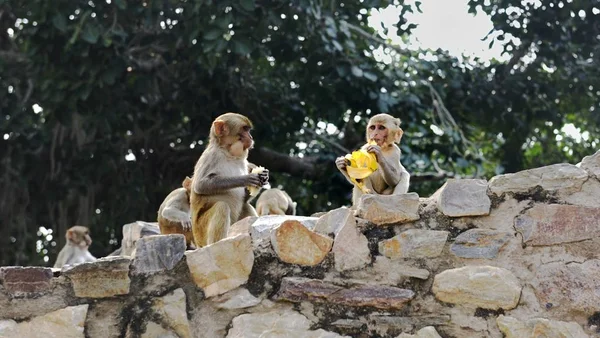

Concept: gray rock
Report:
left=450, top=229, right=513, bottom=259
left=132, top=234, right=186, bottom=274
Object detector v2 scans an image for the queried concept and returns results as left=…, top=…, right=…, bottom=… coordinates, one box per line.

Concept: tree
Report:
left=1, top=0, right=598, bottom=266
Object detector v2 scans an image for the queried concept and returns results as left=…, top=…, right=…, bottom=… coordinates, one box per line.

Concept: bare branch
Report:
left=343, top=21, right=404, bottom=54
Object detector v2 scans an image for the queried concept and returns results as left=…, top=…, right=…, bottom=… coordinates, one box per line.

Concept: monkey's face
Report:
left=212, top=113, right=255, bottom=155
left=67, top=226, right=92, bottom=248
left=367, top=122, right=389, bottom=147
left=238, top=125, right=254, bottom=150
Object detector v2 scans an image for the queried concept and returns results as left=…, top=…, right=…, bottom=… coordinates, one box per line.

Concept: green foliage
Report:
left=0, top=0, right=598, bottom=266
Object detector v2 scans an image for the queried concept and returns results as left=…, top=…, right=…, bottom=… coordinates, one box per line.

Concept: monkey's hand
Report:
left=181, top=214, right=192, bottom=231
left=245, top=174, right=264, bottom=187
left=335, top=156, right=349, bottom=171
left=365, top=144, right=383, bottom=162
left=258, top=169, right=269, bottom=185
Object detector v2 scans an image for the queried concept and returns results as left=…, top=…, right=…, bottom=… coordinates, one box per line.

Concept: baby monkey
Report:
left=255, top=188, right=297, bottom=216
left=336, top=113, right=410, bottom=205
left=53, top=225, right=97, bottom=268
left=157, top=176, right=195, bottom=247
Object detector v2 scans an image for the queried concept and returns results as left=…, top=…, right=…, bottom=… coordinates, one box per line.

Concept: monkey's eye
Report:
left=242, top=125, right=251, bottom=132
left=377, top=125, right=386, bottom=130
left=369, top=125, right=376, bottom=130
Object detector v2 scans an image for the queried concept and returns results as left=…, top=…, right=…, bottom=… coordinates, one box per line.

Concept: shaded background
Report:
left=1, top=0, right=599, bottom=265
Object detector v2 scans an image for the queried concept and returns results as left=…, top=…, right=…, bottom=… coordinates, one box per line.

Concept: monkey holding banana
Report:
left=189, top=113, right=268, bottom=247
left=336, top=113, right=410, bottom=206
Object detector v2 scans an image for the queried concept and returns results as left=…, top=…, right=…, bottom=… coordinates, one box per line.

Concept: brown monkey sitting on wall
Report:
left=190, top=113, right=268, bottom=247
left=53, top=225, right=97, bottom=268
left=255, top=188, right=297, bottom=216
left=157, top=176, right=195, bottom=247
left=335, top=113, right=410, bottom=206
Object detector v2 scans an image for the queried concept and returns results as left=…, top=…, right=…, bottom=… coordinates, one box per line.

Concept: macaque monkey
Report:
left=190, top=113, right=269, bottom=247
left=336, top=113, right=410, bottom=205
left=157, top=176, right=195, bottom=247
left=255, top=188, right=297, bottom=216
left=53, top=225, right=97, bottom=268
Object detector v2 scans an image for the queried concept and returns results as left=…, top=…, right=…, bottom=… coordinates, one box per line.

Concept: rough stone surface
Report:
left=226, top=310, right=349, bottom=338
left=85, top=300, right=124, bottom=338
left=0, top=266, right=53, bottom=296
left=185, top=234, right=254, bottom=297
left=435, top=179, right=491, bottom=217
left=531, top=260, right=600, bottom=317
left=271, top=220, right=333, bottom=266
left=313, top=207, right=352, bottom=234
left=229, top=215, right=319, bottom=248
left=63, top=256, right=131, bottom=298
left=432, top=266, right=521, bottom=310
left=579, top=150, right=600, bottom=179
left=151, top=288, right=191, bottom=338
left=379, top=229, right=449, bottom=259
left=356, top=193, right=420, bottom=225
left=132, top=234, right=186, bottom=274
left=212, top=288, right=261, bottom=310
left=277, top=277, right=415, bottom=310
left=141, top=321, right=179, bottom=338
left=496, top=315, right=589, bottom=338
left=514, top=204, right=600, bottom=246
left=118, top=221, right=161, bottom=257
left=488, top=163, right=588, bottom=195
left=227, top=216, right=259, bottom=237
left=563, top=178, right=600, bottom=207
left=324, top=208, right=371, bottom=271
left=396, top=326, right=443, bottom=338
left=0, top=305, right=87, bottom=338
left=450, top=229, right=513, bottom=259
left=347, top=256, right=430, bottom=284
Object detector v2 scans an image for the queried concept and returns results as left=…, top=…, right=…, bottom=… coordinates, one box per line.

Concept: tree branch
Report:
left=248, top=146, right=318, bottom=178
left=248, top=146, right=452, bottom=183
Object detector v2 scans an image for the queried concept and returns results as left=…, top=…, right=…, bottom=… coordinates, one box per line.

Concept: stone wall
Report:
left=1, top=151, right=600, bottom=338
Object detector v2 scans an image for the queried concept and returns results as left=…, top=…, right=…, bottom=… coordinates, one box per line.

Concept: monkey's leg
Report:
left=159, top=220, right=195, bottom=247
left=194, top=201, right=231, bottom=246
left=351, top=186, right=364, bottom=206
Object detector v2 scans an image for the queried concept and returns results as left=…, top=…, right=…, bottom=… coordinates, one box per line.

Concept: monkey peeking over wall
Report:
left=336, top=113, right=410, bottom=206
left=53, top=225, right=97, bottom=268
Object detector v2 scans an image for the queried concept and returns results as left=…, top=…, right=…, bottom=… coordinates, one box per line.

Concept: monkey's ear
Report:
left=66, top=229, right=74, bottom=240
left=392, top=128, right=404, bottom=144
left=213, top=120, right=229, bottom=137
left=394, top=118, right=402, bottom=127
left=182, top=176, right=192, bottom=190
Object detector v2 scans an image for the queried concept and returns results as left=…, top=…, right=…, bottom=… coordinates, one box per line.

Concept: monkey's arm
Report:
left=393, top=163, right=410, bottom=194
left=335, top=157, right=356, bottom=185
left=162, top=206, right=191, bottom=223
left=368, top=146, right=403, bottom=188
left=53, top=247, right=67, bottom=268
left=378, top=157, right=402, bottom=187
left=193, top=173, right=261, bottom=195
left=83, top=250, right=97, bottom=262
